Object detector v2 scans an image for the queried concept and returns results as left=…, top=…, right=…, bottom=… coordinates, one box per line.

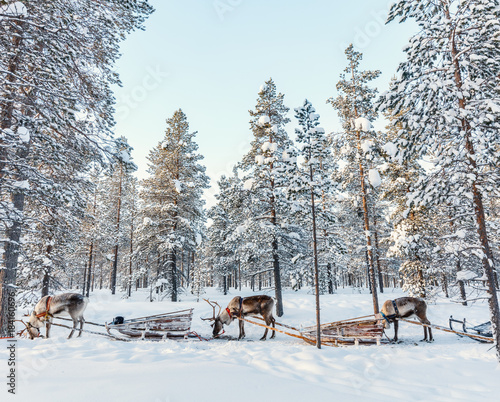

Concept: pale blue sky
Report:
left=113, top=0, right=417, bottom=205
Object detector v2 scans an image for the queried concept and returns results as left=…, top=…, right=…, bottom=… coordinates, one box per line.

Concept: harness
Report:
left=35, top=296, right=53, bottom=320
left=225, top=297, right=245, bottom=319
left=380, top=299, right=400, bottom=325
left=238, top=296, right=244, bottom=318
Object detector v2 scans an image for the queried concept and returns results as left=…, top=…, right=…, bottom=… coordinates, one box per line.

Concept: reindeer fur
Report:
left=380, top=297, right=433, bottom=342
left=28, top=293, right=88, bottom=339
left=213, top=295, right=276, bottom=340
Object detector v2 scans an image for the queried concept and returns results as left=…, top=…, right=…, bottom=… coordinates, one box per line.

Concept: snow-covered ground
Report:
left=3, top=287, right=498, bottom=401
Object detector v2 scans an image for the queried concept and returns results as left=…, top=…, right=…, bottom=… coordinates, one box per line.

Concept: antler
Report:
left=201, top=298, right=221, bottom=321
left=15, top=320, right=30, bottom=338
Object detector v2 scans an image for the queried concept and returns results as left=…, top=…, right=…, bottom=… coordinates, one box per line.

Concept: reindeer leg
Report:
left=45, top=320, right=51, bottom=339
left=238, top=320, right=245, bottom=340
left=393, top=320, right=399, bottom=343
left=68, top=318, right=77, bottom=339
left=422, top=319, right=433, bottom=342
left=260, top=322, right=269, bottom=341
left=77, top=317, right=85, bottom=338
left=270, top=316, right=276, bottom=339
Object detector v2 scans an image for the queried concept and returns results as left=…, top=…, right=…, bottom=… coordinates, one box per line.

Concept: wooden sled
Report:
left=300, top=314, right=386, bottom=346
left=105, top=309, right=194, bottom=340
left=449, top=316, right=493, bottom=343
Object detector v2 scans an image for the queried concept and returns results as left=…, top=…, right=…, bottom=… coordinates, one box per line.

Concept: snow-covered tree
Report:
left=288, top=99, right=341, bottom=347
left=138, top=109, right=208, bottom=302
left=0, top=0, right=153, bottom=335
left=105, top=137, right=138, bottom=295
left=328, top=45, right=382, bottom=313
left=378, top=0, right=500, bottom=359
left=205, top=173, right=248, bottom=294
left=237, top=78, right=294, bottom=316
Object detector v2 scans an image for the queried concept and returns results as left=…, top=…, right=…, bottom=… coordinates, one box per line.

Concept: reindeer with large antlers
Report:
left=203, top=296, right=276, bottom=340
left=26, top=293, right=88, bottom=339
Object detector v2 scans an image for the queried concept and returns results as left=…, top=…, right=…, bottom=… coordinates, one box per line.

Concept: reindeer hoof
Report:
left=259, top=337, right=267, bottom=341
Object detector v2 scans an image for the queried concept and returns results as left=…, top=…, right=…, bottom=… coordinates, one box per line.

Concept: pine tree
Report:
left=288, top=99, right=339, bottom=347
left=379, top=0, right=500, bottom=359
left=0, top=0, right=153, bottom=337
left=205, top=174, right=246, bottom=294
left=237, top=78, right=293, bottom=317
left=107, top=137, right=137, bottom=295
left=138, top=109, right=208, bottom=302
left=328, top=45, right=381, bottom=313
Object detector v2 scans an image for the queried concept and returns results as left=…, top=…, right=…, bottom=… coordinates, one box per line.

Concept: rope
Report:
left=50, top=322, right=132, bottom=342
left=237, top=316, right=338, bottom=347
left=53, top=316, right=105, bottom=328
left=187, top=331, right=210, bottom=341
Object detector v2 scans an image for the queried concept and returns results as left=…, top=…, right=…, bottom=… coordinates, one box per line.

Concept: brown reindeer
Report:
left=380, top=297, right=433, bottom=342
left=27, top=293, right=88, bottom=339
left=203, top=295, right=276, bottom=340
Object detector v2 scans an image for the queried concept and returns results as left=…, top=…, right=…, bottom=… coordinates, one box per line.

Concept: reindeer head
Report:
left=26, top=311, right=42, bottom=339
left=201, top=299, right=227, bottom=338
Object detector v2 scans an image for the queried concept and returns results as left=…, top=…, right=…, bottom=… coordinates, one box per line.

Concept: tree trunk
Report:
left=110, top=163, right=124, bottom=295
left=373, top=214, right=384, bottom=294
left=0, top=19, right=26, bottom=337
left=85, top=242, right=93, bottom=298
left=310, top=165, right=321, bottom=348
left=456, top=259, right=467, bottom=306
left=168, top=250, right=177, bottom=302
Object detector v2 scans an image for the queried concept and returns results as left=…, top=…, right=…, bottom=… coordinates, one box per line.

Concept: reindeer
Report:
left=380, top=297, right=433, bottom=342
left=27, top=293, right=88, bottom=339
left=203, top=295, right=276, bottom=340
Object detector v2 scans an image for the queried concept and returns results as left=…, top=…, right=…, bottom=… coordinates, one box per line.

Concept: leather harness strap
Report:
left=238, top=297, right=244, bottom=318
left=36, top=296, right=53, bottom=320
left=381, top=299, right=400, bottom=324
left=391, top=299, right=400, bottom=318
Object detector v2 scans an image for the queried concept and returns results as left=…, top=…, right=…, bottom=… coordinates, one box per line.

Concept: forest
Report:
left=0, top=0, right=499, bottom=362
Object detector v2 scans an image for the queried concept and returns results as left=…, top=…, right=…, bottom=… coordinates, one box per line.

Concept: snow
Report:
left=361, top=139, right=374, bottom=154
left=258, top=115, right=270, bottom=126
left=7, top=288, right=499, bottom=401
left=119, top=149, right=130, bottom=163
left=173, top=179, right=182, bottom=193
left=368, top=168, right=381, bottom=188
left=456, top=270, right=479, bottom=281
left=195, top=233, right=202, bottom=246
left=261, top=142, right=277, bottom=153
left=383, top=141, right=398, bottom=158
left=255, top=155, right=264, bottom=165
left=12, top=180, right=30, bottom=190
left=352, top=117, right=372, bottom=132
left=17, top=127, right=30, bottom=143
left=0, top=1, right=27, bottom=17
